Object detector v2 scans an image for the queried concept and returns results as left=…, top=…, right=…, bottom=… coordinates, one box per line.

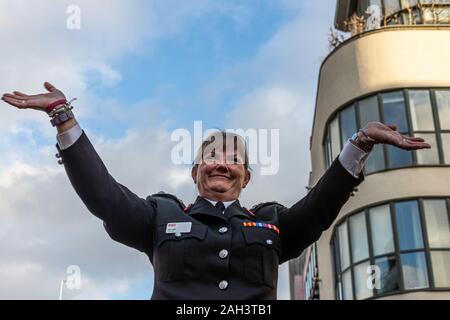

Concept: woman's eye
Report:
left=203, top=155, right=216, bottom=163
left=226, top=155, right=242, bottom=164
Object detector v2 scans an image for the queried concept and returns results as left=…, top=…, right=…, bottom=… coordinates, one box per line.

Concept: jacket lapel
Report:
left=224, top=199, right=254, bottom=220
left=187, top=196, right=254, bottom=222
left=187, top=196, right=228, bottom=222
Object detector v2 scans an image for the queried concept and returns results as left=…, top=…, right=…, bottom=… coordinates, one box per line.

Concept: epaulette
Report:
left=243, top=207, right=257, bottom=217
left=152, top=191, right=185, bottom=210
left=250, top=201, right=281, bottom=213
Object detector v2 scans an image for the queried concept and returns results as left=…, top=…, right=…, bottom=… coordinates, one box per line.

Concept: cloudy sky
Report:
left=0, top=0, right=338, bottom=299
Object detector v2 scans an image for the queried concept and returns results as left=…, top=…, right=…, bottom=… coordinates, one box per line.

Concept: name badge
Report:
left=166, top=222, right=192, bottom=234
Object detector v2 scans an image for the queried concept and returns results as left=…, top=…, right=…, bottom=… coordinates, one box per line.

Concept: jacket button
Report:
left=218, top=227, right=228, bottom=234
left=218, top=280, right=228, bottom=290
left=219, top=249, right=228, bottom=259
left=266, top=239, right=273, bottom=245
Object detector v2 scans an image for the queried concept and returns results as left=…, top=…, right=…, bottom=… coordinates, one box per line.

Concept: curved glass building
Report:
left=289, top=0, right=450, bottom=300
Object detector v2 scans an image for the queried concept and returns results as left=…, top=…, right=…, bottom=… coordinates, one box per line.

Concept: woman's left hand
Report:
left=363, top=121, right=431, bottom=151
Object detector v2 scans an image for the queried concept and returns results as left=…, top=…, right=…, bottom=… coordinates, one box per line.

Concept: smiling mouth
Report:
left=210, top=175, right=231, bottom=180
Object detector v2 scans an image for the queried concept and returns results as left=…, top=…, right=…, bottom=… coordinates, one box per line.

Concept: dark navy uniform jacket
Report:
left=56, top=131, right=364, bottom=300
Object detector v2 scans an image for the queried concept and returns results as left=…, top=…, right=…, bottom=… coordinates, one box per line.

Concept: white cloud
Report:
left=168, top=167, right=192, bottom=189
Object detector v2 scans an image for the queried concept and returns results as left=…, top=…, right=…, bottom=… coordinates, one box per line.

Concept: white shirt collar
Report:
left=202, top=197, right=237, bottom=212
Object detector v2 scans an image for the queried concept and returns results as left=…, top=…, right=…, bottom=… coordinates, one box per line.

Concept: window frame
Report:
left=331, top=196, right=450, bottom=300
left=322, top=88, right=450, bottom=174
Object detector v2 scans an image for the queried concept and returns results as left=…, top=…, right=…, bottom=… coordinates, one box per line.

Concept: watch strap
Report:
left=51, top=110, right=74, bottom=127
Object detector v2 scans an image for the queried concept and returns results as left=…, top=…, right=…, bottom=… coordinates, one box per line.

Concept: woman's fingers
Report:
left=2, top=95, right=29, bottom=108
left=367, top=123, right=431, bottom=150
left=409, top=143, right=431, bottom=150
left=386, top=124, right=397, bottom=131
left=44, top=82, right=57, bottom=92
left=13, top=91, right=29, bottom=97
left=402, top=135, right=425, bottom=142
left=3, top=93, right=30, bottom=100
left=408, top=137, right=425, bottom=142
left=400, top=139, right=431, bottom=150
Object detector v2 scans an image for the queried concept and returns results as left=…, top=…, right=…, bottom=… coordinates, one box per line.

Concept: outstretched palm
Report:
left=364, top=122, right=431, bottom=151
left=1, top=82, right=66, bottom=112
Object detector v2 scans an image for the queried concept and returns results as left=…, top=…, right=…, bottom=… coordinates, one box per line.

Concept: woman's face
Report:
left=192, top=148, right=250, bottom=202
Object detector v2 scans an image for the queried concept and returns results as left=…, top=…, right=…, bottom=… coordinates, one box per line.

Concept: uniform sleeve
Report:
left=277, top=156, right=364, bottom=263
left=56, top=130, right=157, bottom=253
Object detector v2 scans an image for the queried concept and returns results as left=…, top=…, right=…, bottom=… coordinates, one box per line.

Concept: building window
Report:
left=342, top=269, right=353, bottom=300
left=431, top=251, right=450, bottom=287
left=323, top=88, right=450, bottom=174
left=423, top=199, right=450, bottom=248
left=354, top=261, right=373, bottom=299
left=358, top=96, right=386, bottom=174
left=350, top=212, right=370, bottom=263
left=332, top=197, right=450, bottom=299
left=369, top=204, right=395, bottom=255
left=340, top=104, right=357, bottom=146
left=442, top=134, right=450, bottom=164
left=374, top=255, right=400, bottom=294
left=436, top=90, right=450, bottom=130
left=330, top=117, right=341, bottom=161
left=401, top=252, right=429, bottom=289
left=303, top=243, right=320, bottom=300
left=382, top=91, right=409, bottom=132
left=409, top=90, right=440, bottom=164
left=382, top=91, right=413, bottom=168
left=409, top=90, right=435, bottom=131
left=395, top=200, right=424, bottom=250
left=338, top=222, right=351, bottom=271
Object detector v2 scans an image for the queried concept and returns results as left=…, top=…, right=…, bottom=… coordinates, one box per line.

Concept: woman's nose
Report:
left=215, top=163, right=229, bottom=172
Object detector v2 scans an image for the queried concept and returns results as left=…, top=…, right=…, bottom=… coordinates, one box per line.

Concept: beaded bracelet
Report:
left=46, top=98, right=77, bottom=117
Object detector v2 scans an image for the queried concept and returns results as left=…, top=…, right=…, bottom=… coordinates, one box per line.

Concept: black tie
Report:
left=215, top=201, right=225, bottom=212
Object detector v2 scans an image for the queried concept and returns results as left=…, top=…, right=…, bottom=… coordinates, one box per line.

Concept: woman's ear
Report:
left=243, top=170, right=251, bottom=188
left=191, top=166, right=198, bottom=184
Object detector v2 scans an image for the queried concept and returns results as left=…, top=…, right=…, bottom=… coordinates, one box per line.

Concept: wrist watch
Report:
left=50, top=110, right=74, bottom=127
left=350, top=131, right=374, bottom=153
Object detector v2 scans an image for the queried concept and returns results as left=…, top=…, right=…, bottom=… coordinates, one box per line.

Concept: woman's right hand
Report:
left=1, top=82, right=66, bottom=112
